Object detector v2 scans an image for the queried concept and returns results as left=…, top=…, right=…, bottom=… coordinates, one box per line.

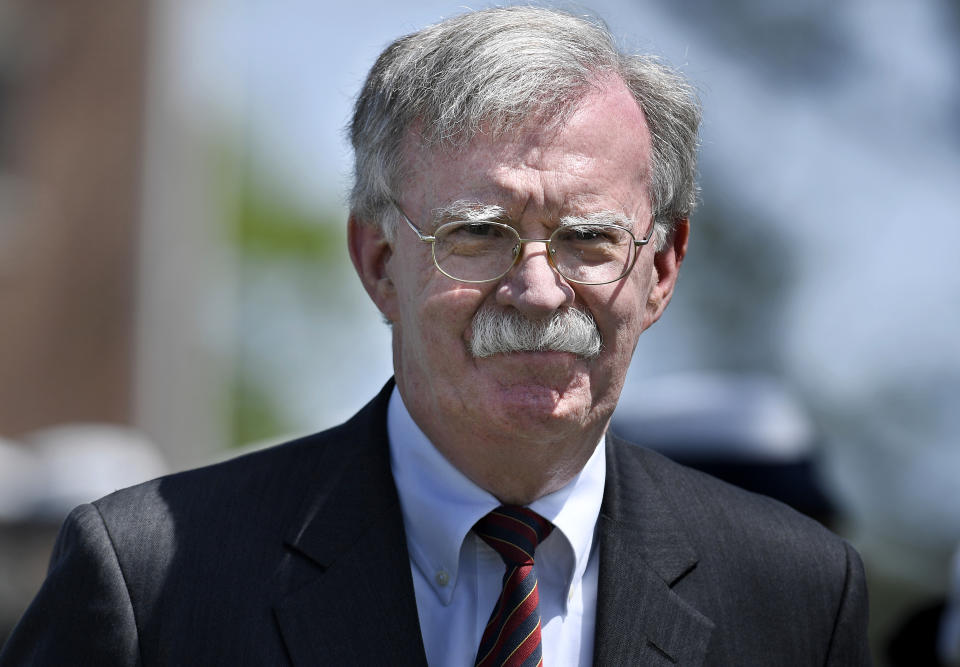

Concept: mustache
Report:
left=470, top=306, right=602, bottom=359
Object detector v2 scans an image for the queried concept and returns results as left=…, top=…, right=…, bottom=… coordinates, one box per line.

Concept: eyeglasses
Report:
left=392, top=200, right=654, bottom=285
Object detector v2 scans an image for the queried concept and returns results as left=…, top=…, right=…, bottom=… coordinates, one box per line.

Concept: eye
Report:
left=462, top=222, right=502, bottom=237
left=571, top=227, right=604, bottom=241
left=437, top=221, right=517, bottom=258
left=558, top=225, right=619, bottom=244
left=443, top=221, right=513, bottom=241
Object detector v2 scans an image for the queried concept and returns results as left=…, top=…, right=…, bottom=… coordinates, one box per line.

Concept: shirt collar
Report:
left=387, top=386, right=606, bottom=605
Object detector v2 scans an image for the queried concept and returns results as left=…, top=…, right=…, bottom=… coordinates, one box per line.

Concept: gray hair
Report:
left=471, top=304, right=602, bottom=359
left=348, top=6, right=701, bottom=247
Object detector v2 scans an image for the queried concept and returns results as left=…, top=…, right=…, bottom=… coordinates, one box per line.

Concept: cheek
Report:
left=624, top=265, right=659, bottom=334
left=590, top=279, right=650, bottom=347
left=407, top=284, right=490, bottom=353
left=603, top=312, right=645, bottom=365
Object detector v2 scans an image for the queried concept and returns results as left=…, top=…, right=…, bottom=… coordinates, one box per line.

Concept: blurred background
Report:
left=1, top=0, right=958, bottom=663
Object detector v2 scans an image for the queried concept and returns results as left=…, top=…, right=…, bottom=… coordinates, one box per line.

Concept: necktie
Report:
left=473, top=505, right=554, bottom=667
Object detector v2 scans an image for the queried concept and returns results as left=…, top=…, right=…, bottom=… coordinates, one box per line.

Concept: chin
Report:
left=487, top=368, right=593, bottom=416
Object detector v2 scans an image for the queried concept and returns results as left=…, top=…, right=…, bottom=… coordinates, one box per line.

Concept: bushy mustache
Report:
left=470, top=306, right=602, bottom=359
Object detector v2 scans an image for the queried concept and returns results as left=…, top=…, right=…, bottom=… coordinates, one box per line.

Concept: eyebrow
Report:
left=559, top=211, right=635, bottom=228
left=431, top=201, right=509, bottom=226
left=431, top=201, right=636, bottom=230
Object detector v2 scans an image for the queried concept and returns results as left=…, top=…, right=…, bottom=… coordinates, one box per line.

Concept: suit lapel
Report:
left=593, top=436, right=715, bottom=666
left=273, top=381, right=428, bottom=666
left=269, top=387, right=714, bottom=665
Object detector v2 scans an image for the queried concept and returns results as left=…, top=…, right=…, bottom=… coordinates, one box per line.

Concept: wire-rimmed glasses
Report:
left=391, top=200, right=655, bottom=285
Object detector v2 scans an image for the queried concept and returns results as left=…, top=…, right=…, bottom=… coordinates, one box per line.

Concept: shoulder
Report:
left=609, top=435, right=845, bottom=552
left=94, top=383, right=392, bottom=535
left=90, top=431, right=328, bottom=547
left=0, top=385, right=397, bottom=664
left=606, top=437, right=870, bottom=662
left=72, top=384, right=394, bottom=604
left=607, top=436, right=863, bottom=612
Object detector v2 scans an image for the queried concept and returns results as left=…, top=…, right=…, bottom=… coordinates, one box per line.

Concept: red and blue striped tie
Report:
left=473, top=505, right=554, bottom=667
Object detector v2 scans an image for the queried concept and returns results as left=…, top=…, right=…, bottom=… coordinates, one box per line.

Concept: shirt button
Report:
left=435, top=570, right=450, bottom=587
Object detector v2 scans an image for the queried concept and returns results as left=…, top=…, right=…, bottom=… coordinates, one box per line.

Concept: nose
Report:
left=495, top=240, right=575, bottom=317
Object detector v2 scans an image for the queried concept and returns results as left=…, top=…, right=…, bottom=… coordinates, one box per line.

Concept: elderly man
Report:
left=1, top=7, right=870, bottom=666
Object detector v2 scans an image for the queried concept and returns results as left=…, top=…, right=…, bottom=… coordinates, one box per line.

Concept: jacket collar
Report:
left=592, top=434, right=715, bottom=666
left=274, top=380, right=429, bottom=666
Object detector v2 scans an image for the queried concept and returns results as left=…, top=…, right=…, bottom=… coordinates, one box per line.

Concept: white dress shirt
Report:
left=387, top=387, right=605, bottom=666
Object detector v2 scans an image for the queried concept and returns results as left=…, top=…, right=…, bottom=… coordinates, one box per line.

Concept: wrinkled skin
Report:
left=349, top=78, right=688, bottom=503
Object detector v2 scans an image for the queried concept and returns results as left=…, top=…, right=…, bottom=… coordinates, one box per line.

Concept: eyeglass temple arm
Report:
left=634, top=217, right=657, bottom=247
left=391, top=199, right=436, bottom=243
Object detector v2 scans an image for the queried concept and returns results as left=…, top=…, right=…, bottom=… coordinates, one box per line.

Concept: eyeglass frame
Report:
left=390, top=199, right=656, bottom=286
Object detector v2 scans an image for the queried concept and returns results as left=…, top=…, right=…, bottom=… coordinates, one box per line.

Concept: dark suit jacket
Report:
left=1, top=381, right=870, bottom=665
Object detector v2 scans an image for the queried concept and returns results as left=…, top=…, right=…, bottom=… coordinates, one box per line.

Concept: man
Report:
left=1, top=7, right=870, bottom=665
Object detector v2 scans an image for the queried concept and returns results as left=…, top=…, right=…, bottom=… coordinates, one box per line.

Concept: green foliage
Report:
left=222, top=158, right=350, bottom=448
left=231, top=183, right=345, bottom=263
left=231, top=364, right=289, bottom=447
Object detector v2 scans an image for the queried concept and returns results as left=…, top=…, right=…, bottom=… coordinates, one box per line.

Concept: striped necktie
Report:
left=473, top=505, right=554, bottom=667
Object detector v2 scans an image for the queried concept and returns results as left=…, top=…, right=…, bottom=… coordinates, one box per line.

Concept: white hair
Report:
left=470, top=305, right=602, bottom=359
left=348, top=6, right=701, bottom=249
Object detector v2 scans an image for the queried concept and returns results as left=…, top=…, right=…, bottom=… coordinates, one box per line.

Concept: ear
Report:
left=348, top=215, right=399, bottom=322
left=643, top=218, right=689, bottom=329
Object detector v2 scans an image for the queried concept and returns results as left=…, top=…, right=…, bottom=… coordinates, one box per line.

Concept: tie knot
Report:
left=474, top=505, right=553, bottom=566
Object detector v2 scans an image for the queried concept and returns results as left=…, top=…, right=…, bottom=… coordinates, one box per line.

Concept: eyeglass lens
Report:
left=432, top=221, right=635, bottom=284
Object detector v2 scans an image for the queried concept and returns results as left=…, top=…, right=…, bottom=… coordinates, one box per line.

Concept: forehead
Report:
left=400, top=80, right=653, bottom=222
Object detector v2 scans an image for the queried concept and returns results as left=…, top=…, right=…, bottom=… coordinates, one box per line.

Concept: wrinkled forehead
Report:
left=395, top=81, right=653, bottom=222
